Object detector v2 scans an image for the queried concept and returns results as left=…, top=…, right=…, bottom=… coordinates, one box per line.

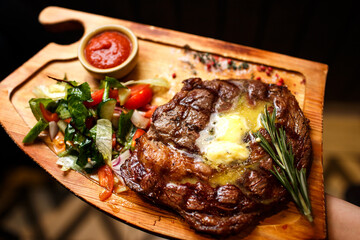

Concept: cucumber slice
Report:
left=118, top=88, right=131, bottom=105
left=29, top=98, right=55, bottom=121
left=22, top=119, right=49, bottom=143
left=57, top=119, right=68, bottom=133
left=97, top=99, right=117, bottom=120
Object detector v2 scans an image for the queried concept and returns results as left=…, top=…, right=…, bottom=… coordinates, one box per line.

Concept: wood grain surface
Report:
left=0, top=6, right=328, bottom=239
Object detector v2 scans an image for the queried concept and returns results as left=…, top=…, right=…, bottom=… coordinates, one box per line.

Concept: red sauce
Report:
left=84, top=31, right=132, bottom=69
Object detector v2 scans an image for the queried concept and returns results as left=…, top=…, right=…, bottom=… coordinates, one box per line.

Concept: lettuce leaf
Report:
left=117, top=110, right=134, bottom=144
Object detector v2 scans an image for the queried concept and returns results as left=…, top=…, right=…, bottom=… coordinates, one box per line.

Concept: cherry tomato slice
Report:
left=64, top=118, right=72, bottom=123
left=109, top=88, right=119, bottom=100
left=84, top=88, right=119, bottom=108
left=131, top=129, right=146, bottom=147
left=124, top=84, right=152, bottom=109
left=98, top=165, right=114, bottom=201
left=39, top=103, right=59, bottom=122
left=129, top=84, right=150, bottom=94
left=144, top=105, right=157, bottom=118
left=84, top=89, right=104, bottom=108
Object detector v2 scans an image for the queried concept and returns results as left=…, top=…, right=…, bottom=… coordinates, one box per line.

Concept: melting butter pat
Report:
left=216, top=113, right=249, bottom=142
left=205, top=141, right=249, bottom=165
left=196, top=96, right=270, bottom=168
left=196, top=113, right=250, bottom=168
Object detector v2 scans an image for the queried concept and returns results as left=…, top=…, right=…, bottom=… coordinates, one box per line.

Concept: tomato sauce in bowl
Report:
left=78, top=25, right=139, bottom=79
left=84, top=31, right=132, bottom=69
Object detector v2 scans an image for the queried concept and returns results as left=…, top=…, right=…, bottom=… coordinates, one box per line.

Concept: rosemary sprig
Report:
left=255, top=107, right=313, bottom=222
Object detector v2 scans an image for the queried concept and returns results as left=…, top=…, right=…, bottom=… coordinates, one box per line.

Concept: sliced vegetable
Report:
left=76, top=138, right=93, bottom=168
left=123, top=78, right=170, bottom=88
left=84, top=88, right=119, bottom=109
left=98, top=165, right=114, bottom=201
left=55, top=99, right=71, bottom=119
left=32, top=82, right=67, bottom=100
left=22, top=119, right=49, bottom=143
left=100, top=76, right=127, bottom=89
left=94, top=78, right=120, bottom=120
left=124, top=84, right=153, bottom=109
left=84, top=89, right=104, bottom=108
left=118, top=88, right=131, bottom=105
left=101, top=78, right=111, bottom=101
left=131, top=129, right=146, bottom=147
left=63, top=118, right=72, bottom=123
left=57, top=120, right=68, bottom=133
left=117, top=110, right=134, bottom=144
left=40, top=103, right=59, bottom=122
left=111, top=150, right=131, bottom=177
left=97, top=99, right=117, bottom=120
left=128, top=84, right=150, bottom=94
left=24, top=76, right=159, bottom=184
left=66, top=82, right=92, bottom=101
left=131, top=110, right=150, bottom=129
left=109, top=89, right=119, bottom=101
left=111, top=107, right=122, bottom=129
left=67, top=95, right=90, bottom=133
left=124, top=126, right=137, bottom=151
left=56, top=155, right=82, bottom=172
left=96, top=119, right=113, bottom=166
left=29, top=98, right=56, bottom=121
left=75, top=137, right=104, bottom=173
left=49, top=121, right=59, bottom=141
left=101, top=78, right=122, bottom=100
left=144, top=105, right=157, bottom=118
left=89, top=125, right=97, bottom=141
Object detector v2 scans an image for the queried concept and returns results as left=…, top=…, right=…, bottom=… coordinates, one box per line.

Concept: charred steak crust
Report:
left=120, top=78, right=312, bottom=235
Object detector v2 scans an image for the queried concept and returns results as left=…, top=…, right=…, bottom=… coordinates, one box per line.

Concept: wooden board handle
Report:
left=39, top=6, right=118, bottom=36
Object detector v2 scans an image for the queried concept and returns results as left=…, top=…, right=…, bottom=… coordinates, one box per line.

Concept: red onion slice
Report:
left=111, top=150, right=131, bottom=178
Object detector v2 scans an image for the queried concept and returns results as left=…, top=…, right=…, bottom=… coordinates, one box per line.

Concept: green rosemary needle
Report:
left=255, top=107, right=313, bottom=222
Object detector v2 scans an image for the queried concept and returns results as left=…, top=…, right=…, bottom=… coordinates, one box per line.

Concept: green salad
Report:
left=23, top=75, right=168, bottom=200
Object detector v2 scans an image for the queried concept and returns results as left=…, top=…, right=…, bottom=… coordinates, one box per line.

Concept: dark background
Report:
left=0, top=0, right=359, bottom=238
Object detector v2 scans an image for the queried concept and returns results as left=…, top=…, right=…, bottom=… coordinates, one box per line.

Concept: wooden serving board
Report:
left=0, top=6, right=328, bottom=239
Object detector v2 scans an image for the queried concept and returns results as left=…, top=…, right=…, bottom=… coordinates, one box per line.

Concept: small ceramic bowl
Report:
left=78, top=25, right=138, bottom=79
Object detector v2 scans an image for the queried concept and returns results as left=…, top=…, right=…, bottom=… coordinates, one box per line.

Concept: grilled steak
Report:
left=120, top=78, right=312, bottom=235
